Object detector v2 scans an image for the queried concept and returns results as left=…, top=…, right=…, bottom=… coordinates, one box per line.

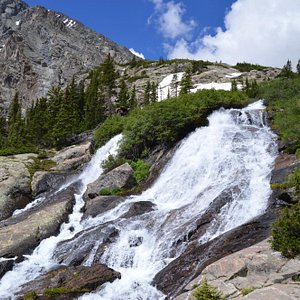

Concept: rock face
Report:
left=0, top=183, right=80, bottom=261
left=175, top=239, right=300, bottom=300
left=84, top=163, right=136, bottom=200
left=0, top=0, right=136, bottom=112
left=52, top=141, right=94, bottom=172
left=17, top=263, right=121, bottom=299
left=0, top=154, right=33, bottom=221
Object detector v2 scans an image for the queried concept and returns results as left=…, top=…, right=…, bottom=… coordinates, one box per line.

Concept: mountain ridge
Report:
left=0, top=0, right=137, bottom=112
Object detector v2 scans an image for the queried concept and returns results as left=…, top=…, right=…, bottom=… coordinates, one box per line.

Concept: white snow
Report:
left=158, top=72, right=184, bottom=101
left=225, top=72, right=242, bottom=78
left=129, top=48, right=145, bottom=60
left=63, top=18, right=76, bottom=28
left=63, top=18, right=69, bottom=24
left=15, top=20, right=20, bottom=26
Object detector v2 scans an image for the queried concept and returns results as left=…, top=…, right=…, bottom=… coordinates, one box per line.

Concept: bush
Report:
left=99, top=187, right=122, bottom=196
left=234, top=62, right=269, bottom=72
left=271, top=204, right=300, bottom=258
left=192, top=278, right=225, bottom=300
left=131, top=159, right=150, bottom=183
left=94, top=115, right=124, bottom=148
left=241, top=287, right=255, bottom=296
left=101, top=154, right=127, bottom=173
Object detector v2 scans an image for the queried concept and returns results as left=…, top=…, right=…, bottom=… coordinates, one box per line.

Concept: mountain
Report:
left=0, top=0, right=136, bottom=112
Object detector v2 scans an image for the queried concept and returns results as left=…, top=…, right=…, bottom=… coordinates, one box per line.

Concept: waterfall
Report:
left=0, top=101, right=277, bottom=300
left=0, top=134, right=122, bottom=299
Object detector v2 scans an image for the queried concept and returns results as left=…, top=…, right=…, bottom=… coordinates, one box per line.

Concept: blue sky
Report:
left=25, top=0, right=300, bottom=68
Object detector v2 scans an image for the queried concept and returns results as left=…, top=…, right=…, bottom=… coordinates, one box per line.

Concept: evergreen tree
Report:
left=231, top=79, right=238, bottom=91
left=180, top=68, right=193, bottom=95
left=0, top=108, right=7, bottom=148
left=143, top=81, right=151, bottom=105
left=170, top=73, right=179, bottom=98
left=7, top=93, right=25, bottom=149
left=280, top=59, right=293, bottom=78
left=116, top=78, right=130, bottom=115
left=129, top=85, right=137, bottom=109
left=150, top=82, right=158, bottom=103
left=297, top=59, right=300, bottom=77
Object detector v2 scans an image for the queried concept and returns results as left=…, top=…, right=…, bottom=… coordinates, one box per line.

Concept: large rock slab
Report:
left=52, top=142, right=94, bottom=172
left=17, top=263, right=121, bottom=299
left=0, top=155, right=33, bottom=221
left=175, top=239, right=300, bottom=300
left=0, top=184, right=78, bottom=260
left=84, top=163, right=136, bottom=200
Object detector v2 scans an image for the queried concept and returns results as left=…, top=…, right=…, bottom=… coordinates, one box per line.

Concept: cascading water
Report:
left=0, top=101, right=277, bottom=300
left=0, top=134, right=122, bottom=299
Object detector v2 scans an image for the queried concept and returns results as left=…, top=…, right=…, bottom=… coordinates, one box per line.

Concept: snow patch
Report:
left=15, top=20, right=20, bottom=26
left=129, top=48, right=145, bottom=59
left=158, top=72, right=184, bottom=101
left=225, top=72, right=242, bottom=78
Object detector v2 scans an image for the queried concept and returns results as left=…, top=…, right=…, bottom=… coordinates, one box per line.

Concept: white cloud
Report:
left=129, top=48, right=145, bottom=59
left=149, top=0, right=196, bottom=40
left=161, top=0, right=300, bottom=68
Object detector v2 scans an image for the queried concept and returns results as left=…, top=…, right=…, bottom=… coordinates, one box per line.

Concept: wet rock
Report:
left=52, top=142, right=94, bottom=171
left=0, top=184, right=79, bottom=260
left=0, top=155, right=32, bottom=221
left=129, top=236, right=143, bottom=247
left=54, top=224, right=119, bottom=266
left=83, top=195, right=125, bottom=219
left=0, top=259, right=14, bottom=279
left=84, top=163, right=136, bottom=200
left=120, top=201, right=155, bottom=219
left=153, top=210, right=276, bottom=298
left=31, top=171, right=73, bottom=197
left=17, top=263, right=121, bottom=299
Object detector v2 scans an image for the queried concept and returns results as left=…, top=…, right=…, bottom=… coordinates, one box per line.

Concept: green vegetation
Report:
left=44, top=287, right=89, bottom=296
left=23, top=291, right=38, bottom=300
left=192, top=278, right=225, bottom=300
left=99, top=187, right=122, bottom=196
left=26, top=157, right=57, bottom=178
left=240, top=287, right=255, bottom=296
left=259, top=74, right=300, bottom=258
left=258, top=78, right=300, bottom=154
left=234, top=62, right=269, bottom=72
left=130, top=159, right=150, bottom=183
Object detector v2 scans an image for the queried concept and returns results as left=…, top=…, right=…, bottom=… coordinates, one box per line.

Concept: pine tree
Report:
left=0, top=108, right=7, bottom=148
left=180, top=68, right=193, bottom=95
left=231, top=79, right=238, bottom=91
left=129, top=85, right=137, bottom=109
left=297, top=59, right=300, bottom=77
left=170, top=73, right=179, bottom=97
left=280, top=59, right=293, bottom=78
left=150, top=82, right=158, bottom=103
left=116, top=78, right=130, bottom=115
left=143, top=81, right=151, bottom=105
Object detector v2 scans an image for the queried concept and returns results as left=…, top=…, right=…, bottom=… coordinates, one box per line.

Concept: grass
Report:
left=240, top=287, right=255, bottom=296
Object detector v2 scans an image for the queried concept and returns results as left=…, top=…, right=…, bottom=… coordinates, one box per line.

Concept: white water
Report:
left=0, top=134, right=122, bottom=299
left=0, top=101, right=277, bottom=299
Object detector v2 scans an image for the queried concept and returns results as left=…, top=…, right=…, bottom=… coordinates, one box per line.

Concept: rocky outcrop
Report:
left=175, top=239, right=300, bottom=300
left=52, top=141, right=94, bottom=172
left=17, top=263, right=121, bottom=299
left=0, top=154, right=33, bottom=221
left=0, top=0, right=136, bottom=112
left=84, top=163, right=136, bottom=200
left=0, top=183, right=80, bottom=261
left=153, top=210, right=277, bottom=298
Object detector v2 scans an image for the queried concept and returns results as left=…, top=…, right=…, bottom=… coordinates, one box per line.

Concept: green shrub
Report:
left=192, top=278, right=225, bottom=300
left=240, top=287, right=255, bottom=296
left=26, top=157, right=57, bottom=177
left=94, top=115, right=124, bottom=148
left=99, top=187, right=122, bottom=196
left=101, top=154, right=128, bottom=173
left=234, top=62, right=269, bottom=72
left=131, top=159, right=150, bottom=183
left=44, top=287, right=69, bottom=296
left=271, top=204, right=300, bottom=258
left=23, top=291, right=38, bottom=300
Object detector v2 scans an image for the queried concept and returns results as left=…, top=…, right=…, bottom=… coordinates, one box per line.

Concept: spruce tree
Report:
left=170, top=74, right=179, bottom=97
left=143, top=81, right=151, bottom=105
left=231, top=79, right=238, bottom=91
left=116, top=78, right=130, bottom=114
left=297, top=59, right=300, bottom=77
left=150, top=82, right=158, bottom=103
left=180, top=68, right=193, bottom=95
left=129, top=85, right=137, bottom=109
left=280, top=59, right=293, bottom=78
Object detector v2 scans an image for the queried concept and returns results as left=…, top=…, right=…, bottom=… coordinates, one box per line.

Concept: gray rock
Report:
left=84, top=163, right=136, bottom=200
left=17, top=263, right=121, bottom=299
left=52, top=141, right=94, bottom=171
left=0, top=0, right=136, bottom=113
left=0, top=155, right=32, bottom=221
